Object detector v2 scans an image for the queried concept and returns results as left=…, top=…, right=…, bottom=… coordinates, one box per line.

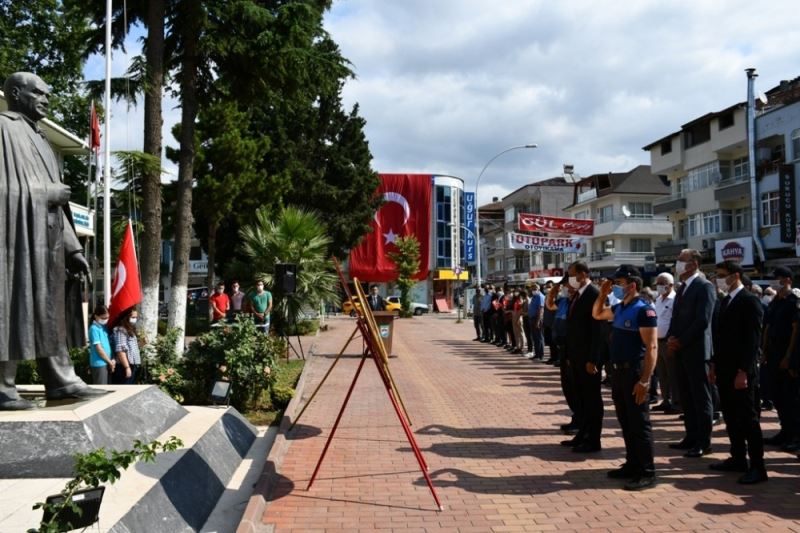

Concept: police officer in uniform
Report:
left=593, top=265, right=659, bottom=490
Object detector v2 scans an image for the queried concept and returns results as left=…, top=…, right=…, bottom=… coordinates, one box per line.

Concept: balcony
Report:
left=576, top=188, right=598, bottom=204
left=593, top=215, right=673, bottom=238
left=587, top=251, right=655, bottom=270
left=714, top=174, right=750, bottom=202
left=653, top=193, right=686, bottom=214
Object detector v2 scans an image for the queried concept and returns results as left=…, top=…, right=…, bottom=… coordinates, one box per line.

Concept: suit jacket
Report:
left=667, top=275, right=716, bottom=361
left=565, top=283, right=601, bottom=365
left=712, top=288, right=763, bottom=376
left=368, top=294, right=386, bottom=311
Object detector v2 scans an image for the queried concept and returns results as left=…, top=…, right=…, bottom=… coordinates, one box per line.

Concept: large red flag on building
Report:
left=89, top=101, right=101, bottom=153
left=108, top=221, right=142, bottom=326
left=349, top=174, right=432, bottom=282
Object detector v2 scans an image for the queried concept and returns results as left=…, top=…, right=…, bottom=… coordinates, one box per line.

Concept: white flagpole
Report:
left=103, top=0, right=112, bottom=305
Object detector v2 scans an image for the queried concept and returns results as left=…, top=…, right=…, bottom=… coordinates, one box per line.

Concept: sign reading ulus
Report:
left=714, top=237, right=754, bottom=266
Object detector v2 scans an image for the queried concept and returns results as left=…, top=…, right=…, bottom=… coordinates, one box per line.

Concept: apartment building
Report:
left=563, top=165, right=671, bottom=277
left=477, top=198, right=505, bottom=284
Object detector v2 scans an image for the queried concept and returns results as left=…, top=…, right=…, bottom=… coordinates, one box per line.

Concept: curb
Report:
left=236, top=337, right=317, bottom=533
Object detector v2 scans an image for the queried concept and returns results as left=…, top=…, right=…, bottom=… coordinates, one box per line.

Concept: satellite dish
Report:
left=622, top=205, right=631, bottom=218
left=758, top=92, right=768, bottom=105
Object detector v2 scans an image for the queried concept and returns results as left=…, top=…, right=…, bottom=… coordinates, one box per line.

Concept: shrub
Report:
left=141, top=328, right=185, bottom=402
left=271, top=385, right=295, bottom=409
left=284, top=319, right=319, bottom=336
left=16, top=346, right=89, bottom=385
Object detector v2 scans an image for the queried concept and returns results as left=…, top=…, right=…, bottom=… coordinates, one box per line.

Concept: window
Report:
left=627, top=202, right=653, bottom=218
left=603, top=239, right=615, bottom=254
left=718, top=110, right=734, bottom=130
left=660, top=139, right=672, bottom=155
left=688, top=214, right=699, bottom=237
left=574, top=210, right=589, bottom=220
left=731, top=157, right=749, bottom=180
left=734, top=208, right=750, bottom=232
left=677, top=219, right=687, bottom=240
left=683, top=120, right=711, bottom=148
left=630, top=238, right=652, bottom=253
left=702, top=211, right=721, bottom=235
left=681, top=162, right=722, bottom=194
left=761, top=191, right=779, bottom=227
left=793, top=129, right=800, bottom=161
left=529, top=199, right=541, bottom=213
left=494, top=236, right=503, bottom=250
left=504, top=206, right=515, bottom=223
left=596, top=205, right=613, bottom=223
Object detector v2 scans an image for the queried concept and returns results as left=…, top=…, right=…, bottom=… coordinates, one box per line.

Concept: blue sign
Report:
left=464, top=192, right=476, bottom=264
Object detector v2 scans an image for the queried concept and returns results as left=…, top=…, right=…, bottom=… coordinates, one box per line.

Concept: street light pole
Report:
left=475, top=144, right=537, bottom=286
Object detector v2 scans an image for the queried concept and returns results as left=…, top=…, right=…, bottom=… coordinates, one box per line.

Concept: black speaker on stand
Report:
left=274, top=263, right=304, bottom=359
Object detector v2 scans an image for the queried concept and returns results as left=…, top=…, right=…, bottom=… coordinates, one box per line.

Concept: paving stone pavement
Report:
left=261, top=315, right=800, bottom=532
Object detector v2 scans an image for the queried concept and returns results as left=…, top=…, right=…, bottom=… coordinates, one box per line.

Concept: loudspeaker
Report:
left=275, top=263, right=297, bottom=295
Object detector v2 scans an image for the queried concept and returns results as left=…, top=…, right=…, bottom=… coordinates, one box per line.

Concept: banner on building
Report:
left=780, top=165, right=796, bottom=243
left=517, top=213, right=594, bottom=236
left=349, top=174, right=432, bottom=282
left=714, top=237, right=754, bottom=266
left=507, top=232, right=585, bottom=253
left=464, top=192, right=476, bottom=264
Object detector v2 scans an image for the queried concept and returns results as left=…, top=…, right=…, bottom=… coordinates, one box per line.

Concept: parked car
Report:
left=341, top=298, right=402, bottom=317
left=386, top=296, right=429, bottom=315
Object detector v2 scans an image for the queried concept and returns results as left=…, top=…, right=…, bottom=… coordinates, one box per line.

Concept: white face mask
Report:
left=129, top=318, right=138, bottom=325
left=568, top=276, right=580, bottom=289
left=715, top=279, right=728, bottom=292
left=656, top=285, right=667, bottom=296
left=675, top=260, right=687, bottom=276
left=97, top=318, right=108, bottom=325
left=762, top=295, right=773, bottom=305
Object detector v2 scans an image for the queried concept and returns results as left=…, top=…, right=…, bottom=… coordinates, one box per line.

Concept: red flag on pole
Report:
left=108, top=221, right=142, bottom=326
left=89, top=101, right=101, bottom=153
left=349, top=174, right=432, bottom=282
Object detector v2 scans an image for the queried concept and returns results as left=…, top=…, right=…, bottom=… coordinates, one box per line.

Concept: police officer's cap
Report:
left=773, top=266, right=793, bottom=279
left=612, top=264, right=641, bottom=280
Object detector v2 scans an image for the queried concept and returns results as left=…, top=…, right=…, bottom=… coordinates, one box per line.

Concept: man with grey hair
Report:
left=0, top=72, right=105, bottom=409
left=652, top=272, right=680, bottom=414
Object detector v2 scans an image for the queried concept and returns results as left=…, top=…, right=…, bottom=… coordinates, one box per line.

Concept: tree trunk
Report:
left=205, top=219, right=218, bottom=321
left=139, top=0, right=165, bottom=346
left=167, top=0, right=201, bottom=354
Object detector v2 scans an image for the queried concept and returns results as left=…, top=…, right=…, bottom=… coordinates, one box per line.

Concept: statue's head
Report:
left=4, top=72, right=50, bottom=122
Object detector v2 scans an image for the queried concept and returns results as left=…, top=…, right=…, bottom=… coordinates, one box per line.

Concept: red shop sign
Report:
left=517, top=213, right=595, bottom=236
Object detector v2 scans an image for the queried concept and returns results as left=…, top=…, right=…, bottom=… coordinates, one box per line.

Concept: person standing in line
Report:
left=493, top=286, right=506, bottom=346
left=547, top=279, right=579, bottom=434
left=527, top=283, right=545, bottom=360
left=562, top=261, right=603, bottom=453
left=249, top=280, right=274, bottom=333
left=112, top=308, right=141, bottom=385
left=228, top=280, right=246, bottom=321
left=481, top=284, right=494, bottom=342
left=708, top=260, right=767, bottom=484
left=88, top=305, right=115, bottom=385
left=521, top=289, right=533, bottom=356
left=503, top=284, right=516, bottom=350
left=667, top=249, right=716, bottom=458
left=592, top=265, right=658, bottom=490
left=209, top=281, right=230, bottom=324
left=653, top=273, right=680, bottom=414
left=543, top=282, right=558, bottom=365
left=472, top=284, right=483, bottom=341
left=512, top=289, right=525, bottom=354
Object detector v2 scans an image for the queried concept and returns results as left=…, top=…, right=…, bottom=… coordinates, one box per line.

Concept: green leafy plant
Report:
left=387, top=235, right=421, bottom=318
left=270, top=385, right=295, bottom=409
left=29, top=437, right=182, bottom=533
left=284, top=319, right=319, bottom=336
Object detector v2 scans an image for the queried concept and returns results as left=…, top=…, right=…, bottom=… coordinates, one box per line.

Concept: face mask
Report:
left=129, top=318, right=138, bottom=325
left=559, top=288, right=569, bottom=298
left=762, top=296, right=773, bottom=305
left=568, top=276, right=580, bottom=289
left=97, top=318, right=108, bottom=325
left=612, top=285, right=625, bottom=300
left=715, top=279, right=728, bottom=292
left=656, top=285, right=666, bottom=296
left=675, top=261, right=687, bottom=276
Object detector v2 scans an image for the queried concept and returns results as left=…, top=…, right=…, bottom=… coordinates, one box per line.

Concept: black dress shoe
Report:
left=624, top=476, right=657, bottom=491
left=761, top=400, right=774, bottom=411
left=738, top=468, right=768, bottom=484
left=607, top=464, right=636, bottom=479
left=46, top=386, right=110, bottom=400
left=561, top=438, right=581, bottom=447
left=668, top=440, right=694, bottom=450
left=663, top=406, right=683, bottom=415
left=572, top=442, right=601, bottom=453
left=684, top=446, right=712, bottom=458
left=651, top=402, right=670, bottom=412
left=0, top=398, right=35, bottom=410
left=709, top=458, right=748, bottom=472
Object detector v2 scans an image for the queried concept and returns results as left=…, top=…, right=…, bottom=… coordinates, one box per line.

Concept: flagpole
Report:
left=103, top=0, right=112, bottom=306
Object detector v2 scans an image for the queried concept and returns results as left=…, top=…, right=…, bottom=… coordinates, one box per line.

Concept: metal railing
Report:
left=589, top=251, right=654, bottom=262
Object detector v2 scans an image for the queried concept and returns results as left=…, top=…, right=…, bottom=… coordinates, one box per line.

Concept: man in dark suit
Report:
left=667, top=249, right=716, bottom=457
left=709, top=261, right=767, bottom=484
left=368, top=285, right=386, bottom=311
left=561, top=261, right=604, bottom=453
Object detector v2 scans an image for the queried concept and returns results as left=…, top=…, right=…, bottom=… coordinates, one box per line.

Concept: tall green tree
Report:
left=387, top=236, right=421, bottom=318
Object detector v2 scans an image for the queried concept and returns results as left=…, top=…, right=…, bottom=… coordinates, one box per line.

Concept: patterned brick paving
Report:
left=262, top=315, right=800, bottom=532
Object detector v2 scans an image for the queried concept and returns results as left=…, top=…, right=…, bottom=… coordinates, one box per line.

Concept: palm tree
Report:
left=239, top=206, right=339, bottom=332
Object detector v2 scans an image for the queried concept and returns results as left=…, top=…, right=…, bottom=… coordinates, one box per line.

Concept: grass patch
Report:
left=243, top=359, right=305, bottom=427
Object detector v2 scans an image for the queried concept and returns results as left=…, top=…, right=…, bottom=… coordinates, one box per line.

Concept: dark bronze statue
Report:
left=0, top=72, right=107, bottom=409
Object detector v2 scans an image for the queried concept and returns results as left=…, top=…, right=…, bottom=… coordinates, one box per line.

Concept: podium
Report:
left=372, top=311, right=395, bottom=355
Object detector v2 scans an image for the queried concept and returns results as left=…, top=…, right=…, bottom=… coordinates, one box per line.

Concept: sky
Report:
left=86, top=0, right=800, bottom=204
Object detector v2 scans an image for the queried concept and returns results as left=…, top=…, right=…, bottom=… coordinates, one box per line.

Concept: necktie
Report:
left=569, top=292, right=579, bottom=316
left=720, top=295, right=731, bottom=314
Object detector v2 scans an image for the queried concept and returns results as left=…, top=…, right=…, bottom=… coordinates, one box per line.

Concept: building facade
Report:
left=564, top=165, right=671, bottom=278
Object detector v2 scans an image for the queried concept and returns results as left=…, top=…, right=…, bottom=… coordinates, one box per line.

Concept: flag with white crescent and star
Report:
left=349, top=173, right=432, bottom=282
left=108, top=220, right=142, bottom=327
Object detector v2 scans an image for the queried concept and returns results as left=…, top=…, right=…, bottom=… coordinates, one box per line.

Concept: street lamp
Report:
left=475, top=144, right=538, bottom=286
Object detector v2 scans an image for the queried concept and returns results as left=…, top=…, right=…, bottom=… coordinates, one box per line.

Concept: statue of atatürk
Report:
left=0, top=72, right=107, bottom=409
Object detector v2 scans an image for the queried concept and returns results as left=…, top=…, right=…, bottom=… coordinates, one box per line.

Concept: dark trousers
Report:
left=530, top=321, right=545, bottom=359
left=573, top=361, right=603, bottom=446
left=505, top=319, right=515, bottom=348
left=766, top=363, right=799, bottom=437
left=610, top=364, right=655, bottom=477
left=676, top=353, right=713, bottom=448
left=112, top=363, right=139, bottom=385
left=522, top=317, right=533, bottom=353
left=559, top=341, right=580, bottom=424
left=718, top=373, right=764, bottom=468
left=482, top=312, right=493, bottom=341
left=493, top=313, right=505, bottom=343
left=473, top=312, right=482, bottom=339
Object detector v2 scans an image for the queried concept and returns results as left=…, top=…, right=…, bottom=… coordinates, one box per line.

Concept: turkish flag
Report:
left=108, top=221, right=142, bottom=327
left=349, top=174, right=431, bottom=282
left=89, top=101, right=101, bottom=153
